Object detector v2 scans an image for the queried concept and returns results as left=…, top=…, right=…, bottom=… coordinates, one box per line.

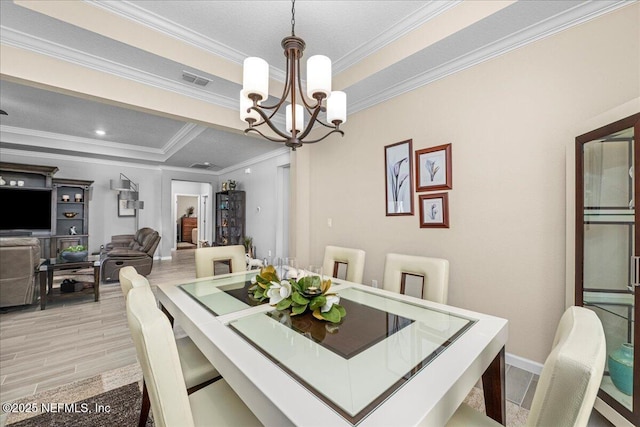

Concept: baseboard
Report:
left=505, top=352, right=544, bottom=376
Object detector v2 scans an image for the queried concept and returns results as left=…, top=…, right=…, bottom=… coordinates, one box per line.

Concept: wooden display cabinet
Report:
left=51, top=178, right=93, bottom=256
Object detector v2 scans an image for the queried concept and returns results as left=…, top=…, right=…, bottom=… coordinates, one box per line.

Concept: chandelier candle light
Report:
left=240, top=0, right=347, bottom=150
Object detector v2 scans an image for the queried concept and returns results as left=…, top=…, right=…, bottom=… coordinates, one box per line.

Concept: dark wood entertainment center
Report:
left=0, top=162, right=93, bottom=258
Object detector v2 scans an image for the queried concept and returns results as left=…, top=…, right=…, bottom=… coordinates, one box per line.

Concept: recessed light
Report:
left=95, top=130, right=106, bottom=136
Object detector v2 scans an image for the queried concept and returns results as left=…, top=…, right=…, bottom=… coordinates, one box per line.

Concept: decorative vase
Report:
left=608, top=343, right=633, bottom=396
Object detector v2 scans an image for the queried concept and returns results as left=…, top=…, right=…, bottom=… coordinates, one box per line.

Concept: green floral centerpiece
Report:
left=60, top=245, right=88, bottom=261
left=249, top=265, right=346, bottom=323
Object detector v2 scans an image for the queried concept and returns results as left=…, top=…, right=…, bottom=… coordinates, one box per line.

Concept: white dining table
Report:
left=155, top=270, right=508, bottom=426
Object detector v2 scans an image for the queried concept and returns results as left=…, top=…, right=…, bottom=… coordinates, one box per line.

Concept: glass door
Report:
left=576, top=113, right=639, bottom=425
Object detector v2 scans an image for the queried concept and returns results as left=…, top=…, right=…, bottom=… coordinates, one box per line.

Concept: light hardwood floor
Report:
left=0, top=249, right=196, bottom=404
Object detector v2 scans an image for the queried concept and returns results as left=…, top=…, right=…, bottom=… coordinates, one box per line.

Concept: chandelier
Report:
left=240, top=0, right=346, bottom=150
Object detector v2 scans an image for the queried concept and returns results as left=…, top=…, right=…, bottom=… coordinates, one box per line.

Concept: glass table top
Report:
left=227, top=287, right=476, bottom=424
left=179, top=271, right=265, bottom=316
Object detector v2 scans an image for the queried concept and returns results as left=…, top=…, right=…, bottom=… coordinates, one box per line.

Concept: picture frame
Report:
left=415, top=143, right=452, bottom=192
left=117, top=195, right=136, bottom=217
left=384, top=139, right=414, bottom=216
left=419, top=193, right=449, bottom=228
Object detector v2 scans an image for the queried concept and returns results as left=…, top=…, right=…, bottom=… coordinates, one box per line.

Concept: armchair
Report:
left=0, top=237, right=41, bottom=307
left=102, top=228, right=161, bottom=282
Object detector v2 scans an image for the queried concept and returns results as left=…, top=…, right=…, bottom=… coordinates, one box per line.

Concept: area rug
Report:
left=7, top=382, right=152, bottom=427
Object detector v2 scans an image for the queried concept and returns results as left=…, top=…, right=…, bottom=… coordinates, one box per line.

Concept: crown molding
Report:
left=0, top=26, right=239, bottom=111
left=88, top=0, right=246, bottom=65
left=215, top=146, right=290, bottom=175
left=162, top=123, right=208, bottom=157
left=2, top=1, right=633, bottom=128
left=0, top=123, right=211, bottom=163
left=0, top=147, right=164, bottom=171
left=88, top=0, right=292, bottom=82
left=1, top=126, right=290, bottom=174
left=89, top=1, right=461, bottom=81
left=332, top=1, right=461, bottom=74
left=348, top=0, right=634, bottom=115
left=0, top=125, right=166, bottom=160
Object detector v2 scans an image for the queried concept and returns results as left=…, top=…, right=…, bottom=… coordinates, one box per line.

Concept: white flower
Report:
left=321, top=295, right=340, bottom=313
left=250, top=276, right=257, bottom=284
left=286, top=268, right=299, bottom=279
left=267, top=280, right=292, bottom=305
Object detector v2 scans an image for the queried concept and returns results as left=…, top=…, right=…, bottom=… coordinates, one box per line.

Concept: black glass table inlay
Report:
left=266, top=298, right=414, bottom=359
left=228, top=288, right=477, bottom=426
left=220, top=281, right=267, bottom=307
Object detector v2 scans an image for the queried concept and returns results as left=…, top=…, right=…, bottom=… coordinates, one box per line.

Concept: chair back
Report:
left=119, top=266, right=153, bottom=302
left=136, top=228, right=161, bottom=256
left=195, top=245, right=246, bottom=278
left=118, top=266, right=139, bottom=297
left=526, top=306, right=606, bottom=427
left=126, top=286, right=195, bottom=427
left=382, top=253, right=449, bottom=304
left=322, top=245, right=366, bottom=283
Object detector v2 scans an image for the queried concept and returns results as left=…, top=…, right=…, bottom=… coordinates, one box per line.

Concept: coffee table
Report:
left=38, top=255, right=102, bottom=310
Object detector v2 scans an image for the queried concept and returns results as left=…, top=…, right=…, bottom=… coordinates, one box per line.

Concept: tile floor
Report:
left=504, top=364, right=614, bottom=426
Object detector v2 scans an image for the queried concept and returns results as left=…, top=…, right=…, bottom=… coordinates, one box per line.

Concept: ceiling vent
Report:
left=182, top=71, right=211, bottom=87
left=189, top=162, right=217, bottom=170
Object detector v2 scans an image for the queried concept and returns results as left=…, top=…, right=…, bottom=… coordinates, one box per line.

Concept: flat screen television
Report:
left=0, top=188, right=52, bottom=231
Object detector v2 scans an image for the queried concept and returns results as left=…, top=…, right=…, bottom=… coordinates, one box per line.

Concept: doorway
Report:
left=176, top=194, right=199, bottom=250
left=171, top=180, right=213, bottom=252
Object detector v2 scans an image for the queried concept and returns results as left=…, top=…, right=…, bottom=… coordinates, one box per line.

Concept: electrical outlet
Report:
left=327, top=218, right=332, bottom=227
left=371, top=280, right=378, bottom=288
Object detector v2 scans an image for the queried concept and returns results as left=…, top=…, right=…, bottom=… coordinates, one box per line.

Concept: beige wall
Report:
left=294, top=4, right=639, bottom=363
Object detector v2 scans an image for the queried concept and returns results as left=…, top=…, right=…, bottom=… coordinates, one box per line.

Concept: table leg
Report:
left=160, top=303, right=175, bottom=327
left=93, top=265, right=100, bottom=302
left=482, top=346, right=506, bottom=425
left=39, top=269, right=47, bottom=310
left=47, top=270, right=54, bottom=294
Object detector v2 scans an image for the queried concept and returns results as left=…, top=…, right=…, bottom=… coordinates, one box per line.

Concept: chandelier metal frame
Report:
left=241, top=0, right=345, bottom=150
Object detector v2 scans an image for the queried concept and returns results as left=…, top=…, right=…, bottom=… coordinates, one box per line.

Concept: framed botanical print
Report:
left=384, top=139, right=414, bottom=216
left=419, top=193, right=449, bottom=228
left=118, top=196, right=135, bottom=217
left=415, top=143, right=452, bottom=192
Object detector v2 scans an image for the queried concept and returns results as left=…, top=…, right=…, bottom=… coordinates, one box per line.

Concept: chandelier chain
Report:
left=291, top=0, right=296, bottom=36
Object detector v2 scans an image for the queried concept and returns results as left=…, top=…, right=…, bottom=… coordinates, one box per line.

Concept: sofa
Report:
left=0, top=237, right=41, bottom=307
left=102, top=228, right=161, bottom=282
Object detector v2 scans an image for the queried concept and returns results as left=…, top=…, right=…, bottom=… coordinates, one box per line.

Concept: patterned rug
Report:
left=5, top=382, right=152, bottom=427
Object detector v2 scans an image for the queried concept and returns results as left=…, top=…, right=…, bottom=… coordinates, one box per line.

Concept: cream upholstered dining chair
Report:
left=382, top=253, right=449, bottom=304
left=322, top=245, right=366, bottom=283
left=119, top=267, right=221, bottom=427
left=126, top=286, right=262, bottom=427
left=446, top=306, right=606, bottom=427
left=195, top=245, right=246, bottom=278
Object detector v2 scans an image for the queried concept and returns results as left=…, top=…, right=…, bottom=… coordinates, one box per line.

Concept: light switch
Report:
left=327, top=218, right=332, bottom=227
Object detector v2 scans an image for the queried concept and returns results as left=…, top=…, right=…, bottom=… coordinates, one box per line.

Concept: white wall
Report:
left=218, top=150, right=290, bottom=261
left=293, top=4, right=639, bottom=363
